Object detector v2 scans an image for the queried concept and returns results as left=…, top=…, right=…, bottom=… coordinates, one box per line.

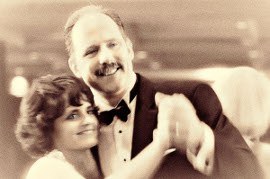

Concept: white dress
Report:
left=26, top=150, right=84, bottom=179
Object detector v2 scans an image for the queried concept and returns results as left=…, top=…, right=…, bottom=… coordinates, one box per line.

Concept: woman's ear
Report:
left=68, top=57, right=81, bottom=78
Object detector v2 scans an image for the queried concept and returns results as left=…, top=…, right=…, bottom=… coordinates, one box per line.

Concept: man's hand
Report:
left=155, top=92, right=214, bottom=175
left=155, top=92, right=203, bottom=151
left=186, top=122, right=214, bottom=176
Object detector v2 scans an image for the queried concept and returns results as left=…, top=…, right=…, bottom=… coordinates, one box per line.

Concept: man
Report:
left=64, top=5, right=263, bottom=178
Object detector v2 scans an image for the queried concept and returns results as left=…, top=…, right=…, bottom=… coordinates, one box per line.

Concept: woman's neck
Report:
left=61, top=149, right=101, bottom=179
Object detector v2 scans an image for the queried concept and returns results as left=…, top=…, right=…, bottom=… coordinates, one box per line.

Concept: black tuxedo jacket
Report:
left=130, top=74, right=263, bottom=179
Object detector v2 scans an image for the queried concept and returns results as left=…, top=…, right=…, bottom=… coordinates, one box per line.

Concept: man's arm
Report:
left=155, top=92, right=214, bottom=175
left=155, top=83, right=263, bottom=178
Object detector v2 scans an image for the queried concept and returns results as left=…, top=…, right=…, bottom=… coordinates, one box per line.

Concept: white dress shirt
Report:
left=91, top=74, right=138, bottom=176
left=98, top=96, right=136, bottom=176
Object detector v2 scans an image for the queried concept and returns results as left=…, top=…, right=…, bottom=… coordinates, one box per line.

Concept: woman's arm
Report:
left=107, top=129, right=169, bottom=179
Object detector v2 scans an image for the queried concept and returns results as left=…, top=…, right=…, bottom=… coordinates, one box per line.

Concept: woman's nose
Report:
left=81, top=115, right=98, bottom=126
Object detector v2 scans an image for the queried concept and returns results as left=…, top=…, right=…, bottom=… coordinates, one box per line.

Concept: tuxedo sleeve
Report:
left=191, top=83, right=263, bottom=178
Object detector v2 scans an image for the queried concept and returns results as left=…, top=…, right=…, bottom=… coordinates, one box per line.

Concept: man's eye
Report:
left=86, top=50, right=97, bottom=56
left=66, top=113, right=79, bottom=120
left=84, top=48, right=98, bottom=57
left=108, top=42, right=118, bottom=48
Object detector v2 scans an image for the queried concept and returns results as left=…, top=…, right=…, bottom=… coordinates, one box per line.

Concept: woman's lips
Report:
left=77, top=128, right=97, bottom=135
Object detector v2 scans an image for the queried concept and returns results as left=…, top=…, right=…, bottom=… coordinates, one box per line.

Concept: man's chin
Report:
left=90, top=80, right=120, bottom=93
left=90, top=72, right=128, bottom=94
left=100, top=85, right=122, bottom=95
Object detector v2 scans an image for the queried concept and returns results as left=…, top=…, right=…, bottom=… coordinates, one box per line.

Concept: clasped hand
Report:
left=154, top=92, right=214, bottom=176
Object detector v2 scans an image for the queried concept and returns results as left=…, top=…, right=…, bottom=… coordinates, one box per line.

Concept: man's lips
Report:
left=95, top=66, right=121, bottom=77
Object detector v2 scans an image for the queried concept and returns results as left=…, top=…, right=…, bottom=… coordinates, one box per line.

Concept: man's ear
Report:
left=68, top=57, right=81, bottom=78
left=125, top=37, right=134, bottom=60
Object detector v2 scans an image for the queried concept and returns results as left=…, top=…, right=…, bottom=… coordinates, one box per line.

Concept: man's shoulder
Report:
left=137, top=74, right=216, bottom=106
left=152, top=78, right=210, bottom=99
left=138, top=73, right=208, bottom=94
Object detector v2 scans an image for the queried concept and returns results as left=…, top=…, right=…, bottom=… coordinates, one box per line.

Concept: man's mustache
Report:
left=95, top=63, right=121, bottom=76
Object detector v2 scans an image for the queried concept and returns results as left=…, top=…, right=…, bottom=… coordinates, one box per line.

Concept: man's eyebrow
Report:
left=107, top=38, right=120, bottom=43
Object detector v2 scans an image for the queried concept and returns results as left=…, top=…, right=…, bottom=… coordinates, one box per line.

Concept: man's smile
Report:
left=96, top=66, right=121, bottom=77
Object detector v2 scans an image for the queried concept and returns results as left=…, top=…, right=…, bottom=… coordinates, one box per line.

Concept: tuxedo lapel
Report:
left=131, top=74, right=158, bottom=158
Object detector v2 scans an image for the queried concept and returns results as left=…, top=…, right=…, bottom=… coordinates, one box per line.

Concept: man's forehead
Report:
left=74, top=13, right=119, bottom=32
left=71, top=12, right=125, bottom=54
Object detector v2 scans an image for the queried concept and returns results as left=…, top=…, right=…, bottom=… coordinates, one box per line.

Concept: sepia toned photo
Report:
left=1, top=0, right=270, bottom=178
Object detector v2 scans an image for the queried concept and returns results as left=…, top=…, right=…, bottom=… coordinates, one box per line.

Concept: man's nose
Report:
left=98, top=47, right=114, bottom=65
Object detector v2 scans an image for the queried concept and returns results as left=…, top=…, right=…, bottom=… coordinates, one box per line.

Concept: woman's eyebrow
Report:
left=65, top=108, right=79, bottom=115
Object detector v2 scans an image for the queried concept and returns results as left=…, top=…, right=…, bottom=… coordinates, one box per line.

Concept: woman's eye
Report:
left=87, top=107, right=99, bottom=115
left=66, top=113, right=79, bottom=120
left=87, top=110, right=95, bottom=115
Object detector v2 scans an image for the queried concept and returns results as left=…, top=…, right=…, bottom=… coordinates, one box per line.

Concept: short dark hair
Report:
left=15, top=75, right=96, bottom=158
left=64, top=5, right=126, bottom=57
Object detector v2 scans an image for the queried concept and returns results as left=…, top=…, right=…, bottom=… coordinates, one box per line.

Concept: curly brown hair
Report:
left=15, top=75, right=97, bottom=158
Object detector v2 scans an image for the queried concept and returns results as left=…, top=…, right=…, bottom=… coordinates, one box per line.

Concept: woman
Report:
left=15, top=74, right=170, bottom=179
left=212, top=66, right=270, bottom=178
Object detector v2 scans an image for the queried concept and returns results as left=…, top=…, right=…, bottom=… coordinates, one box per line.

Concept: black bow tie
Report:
left=98, top=100, right=131, bottom=125
left=98, top=76, right=139, bottom=125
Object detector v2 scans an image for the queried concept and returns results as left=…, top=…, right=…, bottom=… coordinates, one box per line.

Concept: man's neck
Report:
left=101, top=90, right=126, bottom=106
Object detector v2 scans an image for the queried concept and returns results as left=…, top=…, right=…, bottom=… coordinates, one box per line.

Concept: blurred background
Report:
left=1, top=0, right=270, bottom=178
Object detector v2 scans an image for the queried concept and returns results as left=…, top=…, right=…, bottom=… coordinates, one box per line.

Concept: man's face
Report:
left=69, top=13, right=134, bottom=95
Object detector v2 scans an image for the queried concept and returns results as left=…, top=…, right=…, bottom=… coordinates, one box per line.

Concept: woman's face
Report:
left=52, top=100, right=99, bottom=152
